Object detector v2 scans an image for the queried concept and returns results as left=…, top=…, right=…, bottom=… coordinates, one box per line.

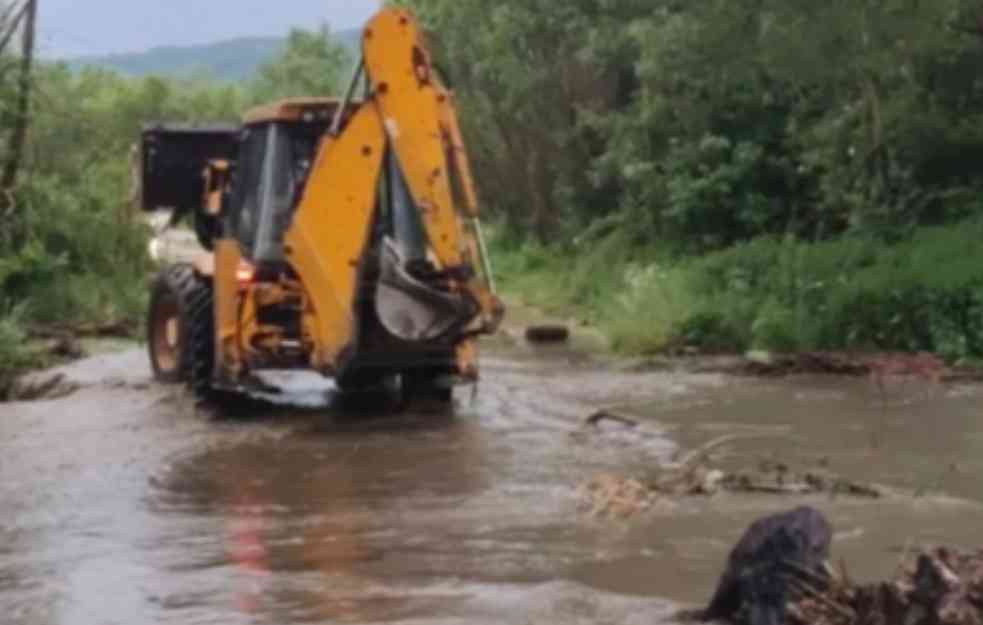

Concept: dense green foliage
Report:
left=403, top=0, right=983, bottom=359
left=67, top=29, right=361, bottom=82
left=248, top=27, right=353, bottom=104
left=402, top=0, right=983, bottom=246
left=494, top=220, right=983, bottom=360
left=0, top=25, right=352, bottom=391
left=0, top=64, right=240, bottom=393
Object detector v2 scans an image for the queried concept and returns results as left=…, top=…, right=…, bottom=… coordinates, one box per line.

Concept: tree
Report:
left=396, top=0, right=655, bottom=241
left=0, top=0, right=30, bottom=56
left=397, top=0, right=983, bottom=247
left=248, top=25, right=352, bottom=104
left=0, top=0, right=38, bottom=208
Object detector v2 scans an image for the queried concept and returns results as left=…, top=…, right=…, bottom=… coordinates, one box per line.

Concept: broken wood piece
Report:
left=669, top=434, right=792, bottom=471
left=732, top=482, right=816, bottom=495
left=29, top=319, right=134, bottom=340
left=584, top=410, right=639, bottom=429
left=787, top=577, right=857, bottom=621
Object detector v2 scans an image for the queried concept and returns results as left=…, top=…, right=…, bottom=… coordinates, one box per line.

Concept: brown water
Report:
left=586, top=375, right=983, bottom=604
left=1, top=334, right=982, bottom=624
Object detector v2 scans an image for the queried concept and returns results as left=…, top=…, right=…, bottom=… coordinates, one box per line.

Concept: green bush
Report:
left=675, top=221, right=983, bottom=359
left=0, top=311, right=43, bottom=397
left=604, top=263, right=694, bottom=354
left=1, top=176, right=151, bottom=329
left=750, top=299, right=800, bottom=352
left=491, top=228, right=639, bottom=322
left=490, top=220, right=983, bottom=361
left=674, top=311, right=746, bottom=354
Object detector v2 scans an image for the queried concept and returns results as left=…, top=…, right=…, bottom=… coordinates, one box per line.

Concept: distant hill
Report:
left=67, top=29, right=361, bottom=81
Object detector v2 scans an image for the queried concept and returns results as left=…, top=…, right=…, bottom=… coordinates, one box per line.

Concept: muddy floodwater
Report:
left=1, top=328, right=982, bottom=624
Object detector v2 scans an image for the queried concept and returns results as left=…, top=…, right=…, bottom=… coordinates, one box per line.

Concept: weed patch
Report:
left=491, top=221, right=983, bottom=361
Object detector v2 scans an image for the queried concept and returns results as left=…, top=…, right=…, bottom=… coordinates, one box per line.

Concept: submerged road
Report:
left=2, top=328, right=983, bottom=624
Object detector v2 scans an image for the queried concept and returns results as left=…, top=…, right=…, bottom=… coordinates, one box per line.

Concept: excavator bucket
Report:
left=375, top=238, right=478, bottom=343
left=140, top=124, right=239, bottom=215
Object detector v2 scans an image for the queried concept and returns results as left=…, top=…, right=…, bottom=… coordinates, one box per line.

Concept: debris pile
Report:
left=576, top=432, right=882, bottom=520
left=680, top=506, right=983, bottom=625
left=578, top=473, right=660, bottom=519
left=739, top=352, right=873, bottom=377
left=721, top=461, right=883, bottom=499
left=789, top=547, right=983, bottom=625
left=7, top=372, right=79, bottom=401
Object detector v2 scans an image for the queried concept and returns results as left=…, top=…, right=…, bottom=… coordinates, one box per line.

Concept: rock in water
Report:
left=703, top=506, right=832, bottom=625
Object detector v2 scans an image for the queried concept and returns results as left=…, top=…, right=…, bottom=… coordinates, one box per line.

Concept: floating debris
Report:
left=722, top=461, right=884, bottom=500
left=577, top=473, right=659, bottom=520
left=584, top=410, right=640, bottom=429
left=578, top=446, right=883, bottom=520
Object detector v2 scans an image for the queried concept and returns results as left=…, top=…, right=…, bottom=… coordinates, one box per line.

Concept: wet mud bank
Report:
left=0, top=312, right=981, bottom=624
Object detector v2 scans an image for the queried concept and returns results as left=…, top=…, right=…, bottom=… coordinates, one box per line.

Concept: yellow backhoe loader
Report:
left=141, top=8, right=504, bottom=403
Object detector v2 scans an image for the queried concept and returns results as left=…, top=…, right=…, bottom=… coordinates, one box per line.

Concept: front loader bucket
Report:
left=375, top=239, right=478, bottom=343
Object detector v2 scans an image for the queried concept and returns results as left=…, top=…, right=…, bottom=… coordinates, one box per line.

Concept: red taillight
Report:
left=236, top=261, right=256, bottom=284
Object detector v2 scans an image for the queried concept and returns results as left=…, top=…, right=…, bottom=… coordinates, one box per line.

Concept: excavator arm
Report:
left=283, top=7, right=503, bottom=375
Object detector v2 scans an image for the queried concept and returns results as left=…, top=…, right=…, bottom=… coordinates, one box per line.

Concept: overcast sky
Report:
left=38, top=0, right=381, bottom=58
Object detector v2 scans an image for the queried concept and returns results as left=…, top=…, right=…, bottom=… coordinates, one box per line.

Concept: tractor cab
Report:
left=141, top=97, right=433, bottom=276
left=140, top=99, right=346, bottom=263
left=227, top=99, right=338, bottom=270
left=222, top=98, right=433, bottom=280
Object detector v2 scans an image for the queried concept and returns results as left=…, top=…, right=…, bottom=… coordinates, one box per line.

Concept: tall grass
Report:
left=685, top=222, right=983, bottom=359
left=603, top=263, right=694, bottom=355
left=491, top=228, right=695, bottom=354
left=491, top=220, right=983, bottom=361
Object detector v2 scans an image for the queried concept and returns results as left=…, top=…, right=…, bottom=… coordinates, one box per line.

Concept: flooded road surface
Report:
left=587, top=374, right=983, bottom=605
left=1, top=332, right=982, bottom=624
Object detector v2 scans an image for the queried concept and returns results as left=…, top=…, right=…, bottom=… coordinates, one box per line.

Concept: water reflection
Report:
left=151, top=410, right=487, bottom=623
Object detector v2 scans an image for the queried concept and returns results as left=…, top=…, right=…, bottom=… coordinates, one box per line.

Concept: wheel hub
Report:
left=152, top=296, right=181, bottom=373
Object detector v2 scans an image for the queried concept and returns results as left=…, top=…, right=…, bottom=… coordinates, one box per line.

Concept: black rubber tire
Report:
left=147, top=264, right=201, bottom=383
left=336, top=369, right=393, bottom=394
left=185, top=275, right=217, bottom=402
left=402, top=370, right=453, bottom=404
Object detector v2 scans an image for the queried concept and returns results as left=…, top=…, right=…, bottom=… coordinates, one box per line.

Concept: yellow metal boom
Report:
left=279, top=7, right=502, bottom=376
